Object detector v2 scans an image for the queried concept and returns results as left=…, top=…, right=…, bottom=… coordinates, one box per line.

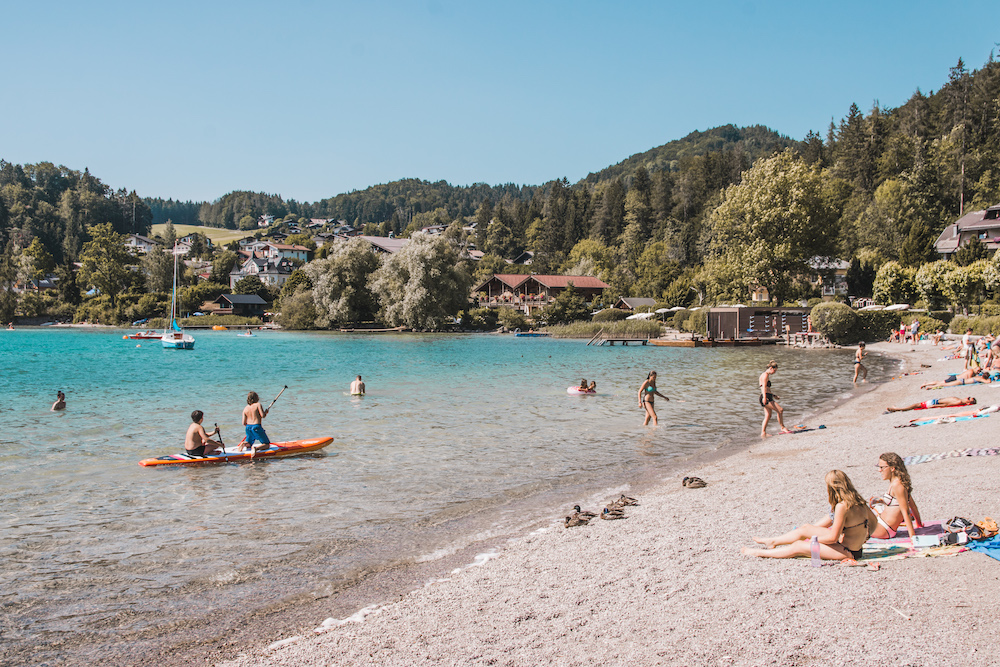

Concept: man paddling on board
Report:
left=185, top=410, right=222, bottom=457
left=238, top=391, right=271, bottom=458
left=350, top=375, right=365, bottom=395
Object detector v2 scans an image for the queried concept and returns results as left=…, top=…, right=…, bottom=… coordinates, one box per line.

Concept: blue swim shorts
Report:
left=245, top=424, right=270, bottom=446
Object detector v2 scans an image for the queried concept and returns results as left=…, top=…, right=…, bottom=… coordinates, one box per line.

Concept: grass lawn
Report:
left=150, top=224, right=251, bottom=246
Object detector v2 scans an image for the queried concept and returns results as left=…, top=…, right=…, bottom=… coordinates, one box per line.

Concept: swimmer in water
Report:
left=759, top=360, right=792, bottom=437
left=350, top=375, right=366, bottom=395
left=852, top=342, right=867, bottom=384
left=51, top=391, right=66, bottom=411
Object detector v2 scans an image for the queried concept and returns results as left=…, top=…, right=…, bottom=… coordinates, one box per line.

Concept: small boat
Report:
left=212, top=325, right=228, bottom=331
left=129, top=330, right=162, bottom=340
left=161, top=245, right=195, bottom=350
left=138, top=437, right=334, bottom=466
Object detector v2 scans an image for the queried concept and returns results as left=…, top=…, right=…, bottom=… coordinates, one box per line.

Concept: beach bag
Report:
left=944, top=517, right=974, bottom=533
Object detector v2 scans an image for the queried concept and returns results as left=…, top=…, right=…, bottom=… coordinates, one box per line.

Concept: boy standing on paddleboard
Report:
left=185, top=410, right=222, bottom=456
left=239, top=391, right=270, bottom=458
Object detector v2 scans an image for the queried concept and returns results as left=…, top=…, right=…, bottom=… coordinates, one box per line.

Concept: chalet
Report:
left=179, top=233, right=213, bottom=248
left=807, top=257, right=849, bottom=297
left=214, top=294, right=268, bottom=316
left=511, top=250, right=534, bottom=265
left=258, top=214, right=275, bottom=228
left=472, top=274, right=610, bottom=314
left=420, top=225, right=448, bottom=236
left=614, top=297, right=656, bottom=311
left=125, top=234, right=158, bottom=254
left=229, top=256, right=295, bottom=288
left=707, top=307, right=811, bottom=340
left=935, top=203, right=1000, bottom=257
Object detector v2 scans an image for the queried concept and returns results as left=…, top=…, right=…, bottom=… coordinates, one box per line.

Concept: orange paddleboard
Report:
left=138, top=437, right=333, bottom=466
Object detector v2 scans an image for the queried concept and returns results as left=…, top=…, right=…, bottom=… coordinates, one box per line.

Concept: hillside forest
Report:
left=2, top=53, right=1000, bottom=330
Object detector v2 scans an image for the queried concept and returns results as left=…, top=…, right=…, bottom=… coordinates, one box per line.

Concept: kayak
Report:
left=138, top=437, right=334, bottom=466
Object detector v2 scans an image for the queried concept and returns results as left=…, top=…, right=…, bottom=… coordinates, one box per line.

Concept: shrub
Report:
left=912, top=314, right=946, bottom=336
left=810, top=302, right=858, bottom=344
left=544, top=319, right=662, bottom=338
left=976, top=304, right=1000, bottom=316
left=929, top=310, right=954, bottom=325
left=464, top=307, right=499, bottom=330
left=681, top=309, right=707, bottom=335
left=851, top=310, right=900, bottom=342
left=497, top=307, right=528, bottom=331
left=672, top=309, right=691, bottom=329
left=950, top=315, right=1000, bottom=336
left=592, top=308, right=630, bottom=322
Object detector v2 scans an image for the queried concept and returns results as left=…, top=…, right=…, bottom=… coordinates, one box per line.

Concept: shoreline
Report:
left=213, top=341, right=1000, bottom=666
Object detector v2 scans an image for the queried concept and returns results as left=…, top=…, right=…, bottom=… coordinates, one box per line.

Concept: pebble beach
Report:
left=214, top=341, right=1000, bottom=667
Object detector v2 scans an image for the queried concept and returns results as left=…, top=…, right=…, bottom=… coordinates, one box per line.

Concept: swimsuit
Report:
left=185, top=445, right=206, bottom=457
left=642, top=385, right=655, bottom=403
left=872, top=490, right=901, bottom=537
left=840, top=504, right=875, bottom=559
left=245, top=424, right=270, bottom=446
left=759, top=379, right=774, bottom=406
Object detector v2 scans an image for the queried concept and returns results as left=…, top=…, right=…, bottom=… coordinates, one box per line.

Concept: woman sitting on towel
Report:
left=742, top=470, right=876, bottom=561
left=869, top=452, right=923, bottom=541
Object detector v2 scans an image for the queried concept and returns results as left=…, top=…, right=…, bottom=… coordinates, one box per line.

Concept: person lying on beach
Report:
left=886, top=396, right=976, bottom=412
left=742, top=470, right=876, bottom=561
left=869, top=452, right=923, bottom=541
left=759, top=360, right=791, bottom=437
left=238, top=391, right=270, bottom=458
left=920, top=373, right=992, bottom=389
left=185, top=410, right=222, bottom=457
left=51, top=390, right=66, bottom=411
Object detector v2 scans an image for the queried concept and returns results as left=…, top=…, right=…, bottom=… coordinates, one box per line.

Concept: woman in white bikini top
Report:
left=869, top=452, right=923, bottom=540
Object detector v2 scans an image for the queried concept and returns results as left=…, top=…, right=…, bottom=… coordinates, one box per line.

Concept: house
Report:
left=258, top=214, right=275, bottom=228
left=125, top=234, right=158, bottom=254
left=214, top=294, right=268, bottom=316
left=511, top=250, right=534, bottom=265
left=229, top=256, right=296, bottom=288
left=179, top=233, right=213, bottom=248
left=613, top=297, right=656, bottom=311
left=420, top=225, right=448, bottom=236
left=934, top=203, right=1000, bottom=257
left=707, top=307, right=811, bottom=340
left=807, top=257, right=849, bottom=297
left=262, top=242, right=310, bottom=262
left=472, top=274, right=611, bottom=314
left=750, top=287, right=770, bottom=303
left=357, top=235, right=409, bottom=254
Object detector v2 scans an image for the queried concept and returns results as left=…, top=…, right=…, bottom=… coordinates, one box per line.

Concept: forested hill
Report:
left=579, top=125, right=799, bottom=187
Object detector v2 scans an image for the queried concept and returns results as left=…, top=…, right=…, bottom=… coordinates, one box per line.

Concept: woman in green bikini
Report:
left=638, top=371, right=669, bottom=426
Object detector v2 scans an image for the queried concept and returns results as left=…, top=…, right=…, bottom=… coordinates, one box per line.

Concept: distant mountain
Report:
left=579, top=124, right=799, bottom=187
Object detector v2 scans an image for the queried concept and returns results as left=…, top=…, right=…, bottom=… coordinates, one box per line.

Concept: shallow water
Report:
left=0, top=329, right=897, bottom=664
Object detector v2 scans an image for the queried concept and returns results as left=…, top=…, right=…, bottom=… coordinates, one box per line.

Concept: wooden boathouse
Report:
left=707, top=307, right=811, bottom=340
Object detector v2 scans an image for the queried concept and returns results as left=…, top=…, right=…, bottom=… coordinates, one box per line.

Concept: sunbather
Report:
left=742, top=470, right=876, bottom=561
left=886, top=396, right=976, bottom=412
left=920, top=373, right=992, bottom=389
left=869, top=452, right=922, bottom=541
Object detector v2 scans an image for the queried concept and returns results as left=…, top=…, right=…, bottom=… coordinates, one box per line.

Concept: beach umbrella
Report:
left=885, top=304, right=910, bottom=311
left=655, top=308, right=671, bottom=314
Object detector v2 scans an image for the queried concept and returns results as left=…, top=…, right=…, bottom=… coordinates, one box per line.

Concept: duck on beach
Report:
left=683, top=476, right=707, bottom=488
left=573, top=505, right=598, bottom=519
left=601, top=507, right=627, bottom=520
left=565, top=513, right=591, bottom=527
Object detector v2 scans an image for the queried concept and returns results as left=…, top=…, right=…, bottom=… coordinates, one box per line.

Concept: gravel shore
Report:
left=217, top=342, right=1000, bottom=667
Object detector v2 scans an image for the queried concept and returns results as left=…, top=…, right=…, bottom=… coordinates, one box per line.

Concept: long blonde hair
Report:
left=825, top=470, right=866, bottom=510
left=879, top=452, right=913, bottom=496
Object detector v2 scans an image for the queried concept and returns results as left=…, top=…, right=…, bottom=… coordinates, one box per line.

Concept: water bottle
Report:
left=810, top=536, right=821, bottom=567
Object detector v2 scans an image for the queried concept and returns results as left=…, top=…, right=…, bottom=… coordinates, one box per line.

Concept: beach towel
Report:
left=896, top=405, right=999, bottom=428
left=903, top=447, right=1000, bottom=466
left=861, top=524, right=965, bottom=561
left=969, top=535, right=1000, bottom=562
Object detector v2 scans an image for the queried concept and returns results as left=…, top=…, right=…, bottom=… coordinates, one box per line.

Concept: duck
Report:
left=607, top=494, right=639, bottom=508
left=682, top=476, right=707, bottom=488
left=565, top=513, right=591, bottom=528
left=601, top=507, right=627, bottom=520
left=573, top=505, right=598, bottom=519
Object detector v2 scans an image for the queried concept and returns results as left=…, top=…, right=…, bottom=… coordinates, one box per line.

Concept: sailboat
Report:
left=161, top=244, right=195, bottom=350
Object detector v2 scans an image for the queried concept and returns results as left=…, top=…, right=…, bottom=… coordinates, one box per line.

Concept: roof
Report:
left=267, top=243, right=310, bottom=251
left=616, top=297, right=656, bottom=309
left=358, top=235, right=409, bottom=253
left=808, top=256, right=850, bottom=271
left=216, top=294, right=268, bottom=305
left=529, top=275, right=611, bottom=289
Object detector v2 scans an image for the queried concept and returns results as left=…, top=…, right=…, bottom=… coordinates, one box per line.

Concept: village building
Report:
left=125, top=234, right=159, bottom=254
left=934, top=203, right=1000, bottom=257
left=472, top=274, right=610, bottom=314
left=707, top=306, right=811, bottom=340
left=807, top=257, right=849, bottom=297
left=229, top=255, right=296, bottom=289
left=613, top=297, right=657, bottom=311
left=213, top=294, right=269, bottom=316
left=357, top=235, right=409, bottom=254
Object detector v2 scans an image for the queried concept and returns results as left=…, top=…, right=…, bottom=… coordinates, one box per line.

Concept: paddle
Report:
left=265, top=385, right=288, bottom=414
left=214, top=422, right=225, bottom=454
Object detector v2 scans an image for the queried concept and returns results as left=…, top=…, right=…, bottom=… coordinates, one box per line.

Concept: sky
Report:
left=2, top=1, right=998, bottom=204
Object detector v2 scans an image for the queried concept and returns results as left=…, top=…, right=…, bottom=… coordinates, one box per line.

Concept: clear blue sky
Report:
left=2, top=1, right=998, bottom=203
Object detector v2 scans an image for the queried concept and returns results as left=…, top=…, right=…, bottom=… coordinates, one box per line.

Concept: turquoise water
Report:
left=0, top=328, right=897, bottom=664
